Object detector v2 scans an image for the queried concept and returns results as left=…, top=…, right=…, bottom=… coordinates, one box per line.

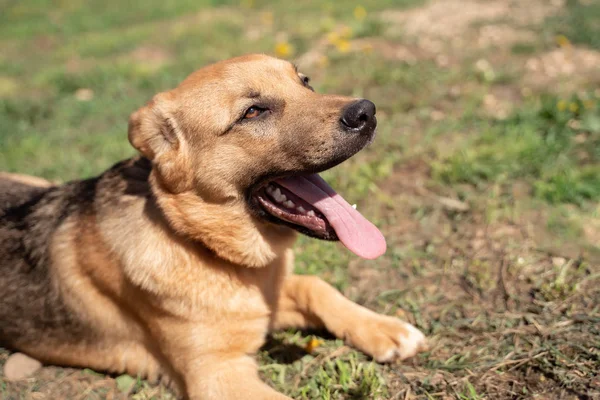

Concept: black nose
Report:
left=340, top=99, right=376, bottom=132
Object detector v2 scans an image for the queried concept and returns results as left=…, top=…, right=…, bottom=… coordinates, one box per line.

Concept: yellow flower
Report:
left=555, top=35, right=571, bottom=48
left=328, top=28, right=352, bottom=52
left=354, top=5, right=367, bottom=21
left=557, top=100, right=567, bottom=112
left=327, top=31, right=340, bottom=44
left=304, top=337, right=322, bottom=353
left=569, top=102, right=579, bottom=113
left=275, top=41, right=294, bottom=58
left=335, top=39, right=351, bottom=53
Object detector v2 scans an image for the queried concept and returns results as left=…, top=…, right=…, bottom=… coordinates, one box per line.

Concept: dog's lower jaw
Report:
left=150, top=174, right=297, bottom=268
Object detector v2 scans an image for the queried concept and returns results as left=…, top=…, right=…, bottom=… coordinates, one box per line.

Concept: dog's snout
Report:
left=340, top=99, right=376, bottom=132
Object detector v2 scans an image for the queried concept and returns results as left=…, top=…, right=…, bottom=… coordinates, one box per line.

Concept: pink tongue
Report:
left=276, top=174, right=386, bottom=259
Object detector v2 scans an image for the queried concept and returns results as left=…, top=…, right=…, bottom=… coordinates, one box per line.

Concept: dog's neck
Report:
left=148, top=172, right=297, bottom=268
left=102, top=157, right=295, bottom=268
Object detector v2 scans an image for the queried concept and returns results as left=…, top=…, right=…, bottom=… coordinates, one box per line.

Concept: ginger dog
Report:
left=0, top=54, right=426, bottom=399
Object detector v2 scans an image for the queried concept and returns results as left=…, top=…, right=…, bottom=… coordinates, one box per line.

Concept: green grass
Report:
left=259, top=333, right=387, bottom=399
left=1, top=0, right=600, bottom=399
left=548, top=0, right=600, bottom=50
left=433, top=92, right=600, bottom=206
left=0, top=0, right=233, bottom=39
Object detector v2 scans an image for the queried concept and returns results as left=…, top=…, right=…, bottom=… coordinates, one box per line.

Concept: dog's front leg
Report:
left=150, top=321, right=291, bottom=400
left=272, top=275, right=428, bottom=362
left=181, top=355, right=291, bottom=400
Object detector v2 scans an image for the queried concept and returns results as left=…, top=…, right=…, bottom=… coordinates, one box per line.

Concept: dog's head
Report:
left=128, top=54, right=385, bottom=267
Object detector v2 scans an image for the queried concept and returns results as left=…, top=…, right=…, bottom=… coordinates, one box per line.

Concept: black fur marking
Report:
left=0, top=158, right=151, bottom=351
left=0, top=176, right=100, bottom=349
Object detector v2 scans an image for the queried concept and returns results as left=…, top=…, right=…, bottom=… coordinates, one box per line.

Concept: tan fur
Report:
left=0, top=172, right=54, bottom=188
left=2, top=55, right=427, bottom=399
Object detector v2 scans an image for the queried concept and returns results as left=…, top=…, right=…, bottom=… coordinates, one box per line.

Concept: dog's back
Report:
left=0, top=173, right=52, bottom=215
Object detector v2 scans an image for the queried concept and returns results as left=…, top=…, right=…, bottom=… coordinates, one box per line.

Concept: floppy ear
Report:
left=128, top=93, right=178, bottom=160
left=128, top=93, right=192, bottom=193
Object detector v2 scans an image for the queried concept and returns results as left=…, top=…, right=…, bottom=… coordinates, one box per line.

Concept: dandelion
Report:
left=304, top=337, right=322, bottom=353
left=555, top=35, right=571, bottom=48
left=275, top=41, right=294, bottom=58
left=569, top=102, right=579, bottom=113
left=335, top=39, right=351, bottom=53
left=354, top=5, right=367, bottom=21
left=327, top=31, right=340, bottom=44
left=557, top=100, right=567, bottom=112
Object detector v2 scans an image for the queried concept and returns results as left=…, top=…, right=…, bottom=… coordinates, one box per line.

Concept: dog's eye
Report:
left=244, top=106, right=266, bottom=119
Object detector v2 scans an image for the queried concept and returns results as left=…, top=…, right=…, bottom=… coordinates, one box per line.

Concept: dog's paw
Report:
left=344, top=313, right=427, bottom=363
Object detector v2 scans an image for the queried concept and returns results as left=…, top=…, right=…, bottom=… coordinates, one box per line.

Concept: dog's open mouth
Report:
left=253, top=174, right=386, bottom=259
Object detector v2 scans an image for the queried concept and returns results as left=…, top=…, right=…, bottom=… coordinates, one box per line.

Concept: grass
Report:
left=433, top=92, right=600, bottom=206
left=548, top=0, right=600, bottom=50
left=1, top=0, right=600, bottom=399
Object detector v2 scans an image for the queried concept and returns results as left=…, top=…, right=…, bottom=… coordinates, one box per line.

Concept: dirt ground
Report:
left=1, top=0, right=599, bottom=398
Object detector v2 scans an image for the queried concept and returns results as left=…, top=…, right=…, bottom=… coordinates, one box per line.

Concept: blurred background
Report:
left=0, top=0, right=599, bottom=399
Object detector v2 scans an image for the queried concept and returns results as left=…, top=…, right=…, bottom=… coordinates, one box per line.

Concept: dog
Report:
left=0, top=54, right=427, bottom=399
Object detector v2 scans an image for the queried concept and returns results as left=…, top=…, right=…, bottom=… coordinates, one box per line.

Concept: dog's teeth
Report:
left=284, top=200, right=295, bottom=208
left=351, top=204, right=357, bottom=209
left=272, top=188, right=287, bottom=203
left=266, top=186, right=274, bottom=195
left=297, top=206, right=306, bottom=214
left=307, top=210, right=316, bottom=217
